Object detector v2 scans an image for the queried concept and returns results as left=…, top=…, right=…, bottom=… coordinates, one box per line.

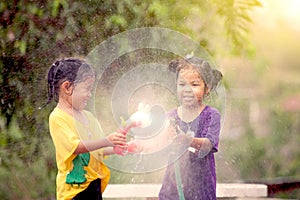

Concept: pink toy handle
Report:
left=113, top=145, right=126, bottom=155
left=117, top=121, right=141, bottom=135
left=113, top=141, right=138, bottom=155
left=113, top=121, right=140, bottom=156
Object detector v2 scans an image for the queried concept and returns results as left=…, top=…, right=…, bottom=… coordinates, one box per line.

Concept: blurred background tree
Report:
left=1, top=0, right=300, bottom=199
left=215, top=0, right=300, bottom=198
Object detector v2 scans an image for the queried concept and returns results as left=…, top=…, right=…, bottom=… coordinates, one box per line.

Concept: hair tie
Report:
left=185, top=52, right=194, bottom=59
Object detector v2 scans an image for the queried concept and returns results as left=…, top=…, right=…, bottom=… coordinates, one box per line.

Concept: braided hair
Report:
left=46, top=58, right=94, bottom=105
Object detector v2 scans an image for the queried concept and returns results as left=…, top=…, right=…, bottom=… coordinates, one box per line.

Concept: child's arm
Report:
left=103, top=146, right=128, bottom=156
left=102, top=147, right=114, bottom=155
left=74, top=132, right=126, bottom=154
left=190, top=110, right=221, bottom=158
left=190, top=138, right=213, bottom=157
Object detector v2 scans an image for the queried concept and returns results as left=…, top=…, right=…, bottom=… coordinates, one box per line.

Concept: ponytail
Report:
left=45, top=58, right=94, bottom=106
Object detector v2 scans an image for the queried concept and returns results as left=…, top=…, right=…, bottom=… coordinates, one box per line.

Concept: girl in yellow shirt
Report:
left=47, top=58, right=126, bottom=200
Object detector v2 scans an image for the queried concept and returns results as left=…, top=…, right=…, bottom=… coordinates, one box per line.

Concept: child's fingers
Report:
left=166, top=125, right=177, bottom=138
left=114, top=134, right=126, bottom=145
left=115, top=132, right=126, bottom=140
left=173, top=133, right=193, bottom=145
left=107, top=132, right=126, bottom=146
left=114, top=144, right=127, bottom=148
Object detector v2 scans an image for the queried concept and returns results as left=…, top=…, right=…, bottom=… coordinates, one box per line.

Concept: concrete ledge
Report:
left=217, top=183, right=267, bottom=197
left=103, top=183, right=267, bottom=199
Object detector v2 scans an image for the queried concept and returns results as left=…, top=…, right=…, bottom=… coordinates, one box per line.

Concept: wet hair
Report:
left=46, top=58, right=94, bottom=104
left=168, top=56, right=222, bottom=93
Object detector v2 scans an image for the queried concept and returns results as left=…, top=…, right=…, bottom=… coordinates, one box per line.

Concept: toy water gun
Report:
left=113, top=103, right=151, bottom=155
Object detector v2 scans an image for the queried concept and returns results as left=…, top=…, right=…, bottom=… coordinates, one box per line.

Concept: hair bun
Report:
left=211, top=69, right=223, bottom=90
left=168, top=59, right=180, bottom=73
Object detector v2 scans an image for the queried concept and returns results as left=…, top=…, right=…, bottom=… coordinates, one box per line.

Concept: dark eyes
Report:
left=178, top=82, right=200, bottom=87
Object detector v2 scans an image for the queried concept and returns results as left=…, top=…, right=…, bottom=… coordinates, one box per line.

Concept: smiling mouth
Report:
left=183, top=96, right=195, bottom=101
left=82, top=100, right=88, bottom=106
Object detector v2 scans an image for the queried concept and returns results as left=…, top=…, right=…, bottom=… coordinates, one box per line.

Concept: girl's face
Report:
left=71, top=76, right=95, bottom=111
left=177, top=68, right=207, bottom=109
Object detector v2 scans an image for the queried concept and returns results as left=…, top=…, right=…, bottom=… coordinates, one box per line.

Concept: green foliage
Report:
left=222, top=99, right=300, bottom=197
left=0, top=116, right=56, bottom=199
left=268, top=110, right=300, bottom=177
left=275, top=190, right=300, bottom=199
left=213, top=0, right=262, bottom=55
left=231, top=126, right=268, bottom=179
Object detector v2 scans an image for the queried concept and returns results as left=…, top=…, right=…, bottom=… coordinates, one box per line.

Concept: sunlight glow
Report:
left=252, top=0, right=300, bottom=30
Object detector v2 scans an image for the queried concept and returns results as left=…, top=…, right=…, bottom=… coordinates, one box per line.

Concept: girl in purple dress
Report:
left=158, top=56, right=223, bottom=200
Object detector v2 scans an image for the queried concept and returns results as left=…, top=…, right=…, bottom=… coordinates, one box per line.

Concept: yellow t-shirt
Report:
left=49, top=107, right=110, bottom=200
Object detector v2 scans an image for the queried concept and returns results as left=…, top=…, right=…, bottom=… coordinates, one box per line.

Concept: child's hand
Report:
left=173, top=133, right=193, bottom=147
left=106, top=132, right=127, bottom=147
left=190, top=138, right=201, bottom=150
left=165, top=120, right=177, bottom=140
left=132, top=140, right=144, bottom=153
left=113, top=139, right=140, bottom=156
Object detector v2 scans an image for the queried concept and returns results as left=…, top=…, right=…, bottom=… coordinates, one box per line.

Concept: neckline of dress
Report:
left=176, top=105, right=208, bottom=123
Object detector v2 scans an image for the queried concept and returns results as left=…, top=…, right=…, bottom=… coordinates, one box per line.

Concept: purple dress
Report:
left=159, top=106, right=221, bottom=200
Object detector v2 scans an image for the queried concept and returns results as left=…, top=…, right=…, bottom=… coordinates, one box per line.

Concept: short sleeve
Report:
left=205, top=109, right=221, bottom=153
left=49, top=114, right=80, bottom=163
